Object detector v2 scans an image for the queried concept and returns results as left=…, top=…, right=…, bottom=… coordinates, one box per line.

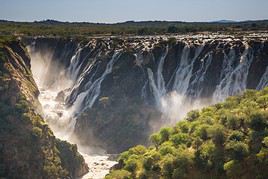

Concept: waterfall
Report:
left=213, top=43, right=254, bottom=102
left=183, top=49, right=213, bottom=99
left=172, top=43, right=204, bottom=95
left=28, top=36, right=268, bottom=178
left=156, top=46, right=168, bottom=96
left=29, top=44, right=118, bottom=179
left=147, top=46, right=168, bottom=108
left=68, top=46, right=83, bottom=81
left=147, top=68, right=162, bottom=108
left=75, top=51, right=122, bottom=113
left=257, top=66, right=268, bottom=90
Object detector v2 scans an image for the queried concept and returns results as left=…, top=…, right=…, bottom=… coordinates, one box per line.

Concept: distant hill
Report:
left=0, top=19, right=268, bottom=37
left=1, top=19, right=266, bottom=25
left=211, top=20, right=237, bottom=23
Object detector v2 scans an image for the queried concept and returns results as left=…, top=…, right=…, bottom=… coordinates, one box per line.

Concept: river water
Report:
left=37, top=87, right=117, bottom=179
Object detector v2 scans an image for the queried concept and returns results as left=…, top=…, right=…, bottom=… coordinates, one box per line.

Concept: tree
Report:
left=143, top=156, right=153, bottom=171
left=186, top=110, right=200, bottom=122
left=257, top=137, right=268, bottom=163
left=225, top=141, right=249, bottom=161
left=170, top=133, right=189, bottom=146
left=167, top=26, right=178, bottom=33
left=256, top=95, right=268, bottom=109
left=159, top=127, right=172, bottom=143
left=106, top=170, right=131, bottom=179
left=150, top=133, right=161, bottom=150
left=228, top=131, right=244, bottom=142
left=195, top=141, right=216, bottom=170
left=162, top=156, right=174, bottom=178
left=248, top=111, right=267, bottom=131
left=125, top=159, right=137, bottom=173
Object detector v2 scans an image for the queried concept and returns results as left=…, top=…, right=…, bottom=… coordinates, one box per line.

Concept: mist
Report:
left=28, top=46, right=117, bottom=178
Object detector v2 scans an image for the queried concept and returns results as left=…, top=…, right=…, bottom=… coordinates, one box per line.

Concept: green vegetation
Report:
left=0, top=20, right=268, bottom=37
left=0, top=40, right=88, bottom=178
left=0, top=35, right=16, bottom=48
left=107, top=88, right=268, bottom=179
left=55, top=139, right=88, bottom=177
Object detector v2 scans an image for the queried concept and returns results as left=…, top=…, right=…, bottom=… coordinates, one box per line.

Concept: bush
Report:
left=143, top=156, right=154, bottom=171
left=125, top=158, right=137, bottom=172
left=248, top=111, right=267, bottom=131
left=186, top=110, right=200, bottom=122
left=228, top=131, right=244, bottom=141
left=159, top=142, right=176, bottom=156
left=170, top=133, right=189, bottom=146
left=159, top=127, right=172, bottom=143
left=162, top=156, right=174, bottom=178
left=263, top=137, right=268, bottom=147
left=105, top=170, right=131, bottom=179
left=225, top=141, right=249, bottom=161
left=109, top=87, right=268, bottom=179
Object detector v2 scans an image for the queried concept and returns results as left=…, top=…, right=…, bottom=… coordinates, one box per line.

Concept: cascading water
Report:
left=257, top=67, right=268, bottom=90
left=156, top=46, right=168, bottom=96
left=79, top=51, right=122, bottom=112
left=26, top=35, right=268, bottom=167
left=28, top=46, right=117, bottom=179
left=147, top=46, right=169, bottom=108
left=172, top=43, right=191, bottom=94
left=213, top=43, right=253, bottom=102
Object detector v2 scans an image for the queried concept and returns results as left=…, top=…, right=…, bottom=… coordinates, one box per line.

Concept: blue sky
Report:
left=1, top=0, right=268, bottom=23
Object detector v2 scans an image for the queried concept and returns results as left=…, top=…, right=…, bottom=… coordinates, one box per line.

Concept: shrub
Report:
left=124, top=158, right=137, bottom=172
left=248, top=111, right=267, bottom=131
left=170, top=133, right=189, bottom=146
left=106, top=170, right=131, bottom=179
left=228, top=131, right=244, bottom=141
left=186, top=110, right=200, bottom=122
left=225, top=141, right=249, bottom=161
left=159, top=127, right=172, bottom=143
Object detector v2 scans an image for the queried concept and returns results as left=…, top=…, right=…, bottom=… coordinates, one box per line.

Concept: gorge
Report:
left=25, top=33, right=268, bottom=152
left=1, top=32, right=268, bottom=178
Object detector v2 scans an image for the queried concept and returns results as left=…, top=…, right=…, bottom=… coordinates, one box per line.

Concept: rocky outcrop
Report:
left=0, top=40, right=88, bottom=178
left=25, top=34, right=268, bottom=153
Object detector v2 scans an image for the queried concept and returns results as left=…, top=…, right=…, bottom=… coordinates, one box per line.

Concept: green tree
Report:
left=225, top=141, right=249, bottom=161
left=150, top=133, right=161, bottom=150
left=248, top=111, right=267, bottom=131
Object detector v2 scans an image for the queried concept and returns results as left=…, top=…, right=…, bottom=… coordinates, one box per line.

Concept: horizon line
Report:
left=1, top=18, right=268, bottom=25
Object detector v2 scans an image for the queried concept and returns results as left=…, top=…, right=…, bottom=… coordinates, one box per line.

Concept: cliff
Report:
left=25, top=34, right=268, bottom=153
left=0, top=39, right=88, bottom=178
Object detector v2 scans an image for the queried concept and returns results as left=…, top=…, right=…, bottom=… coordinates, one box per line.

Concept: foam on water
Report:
left=29, top=47, right=117, bottom=179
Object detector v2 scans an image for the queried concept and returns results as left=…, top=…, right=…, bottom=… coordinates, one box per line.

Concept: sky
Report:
left=0, top=0, right=268, bottom=23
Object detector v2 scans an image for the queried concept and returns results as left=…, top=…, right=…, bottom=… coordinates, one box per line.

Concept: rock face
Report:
left=26, top=34, right=268, bottom=153
left=0, top=40, right=88, bottom=178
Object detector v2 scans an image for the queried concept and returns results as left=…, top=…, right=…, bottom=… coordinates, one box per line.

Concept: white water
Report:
left=172, top=43, right=204, bottom=95
left=257, top=66, right=268, bottom=90
left=29, top=48, right=117, bottom=179
left=147, top=44, right=206, bottom=123
left=81, top=51, right=121, bottom=111
left=28, top=38, right=268, bottom=178
left=156, top=46, right=168, bottom=97
left=37, top=87, right=117, bottom=179
left=213, top=43, right=253, bottom=102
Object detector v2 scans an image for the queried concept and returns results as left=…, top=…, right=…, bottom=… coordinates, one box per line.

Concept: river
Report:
left=37, top=87, right=117, bottom=179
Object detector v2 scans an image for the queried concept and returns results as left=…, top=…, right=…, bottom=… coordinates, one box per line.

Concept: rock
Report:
left=55, top=91, right=65, bottom=102
left=0, top=41, right=88, bottom=179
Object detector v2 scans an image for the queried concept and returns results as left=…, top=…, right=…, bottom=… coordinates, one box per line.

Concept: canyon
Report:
left=25, top=33, right=268, bottom=154
left=1, top=32, right=268, bottom=178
